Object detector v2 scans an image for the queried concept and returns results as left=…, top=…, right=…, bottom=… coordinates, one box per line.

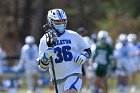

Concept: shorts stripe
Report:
left=69, top=77, right=79, bottom=91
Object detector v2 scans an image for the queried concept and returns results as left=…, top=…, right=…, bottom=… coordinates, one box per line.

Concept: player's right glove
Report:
left=37, top=48, right=54, bottom=71
left=45, top=29, right=57, bottom=47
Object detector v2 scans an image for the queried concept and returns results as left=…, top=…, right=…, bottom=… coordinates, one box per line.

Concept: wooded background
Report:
left=0, top=0, right=140, bottom=55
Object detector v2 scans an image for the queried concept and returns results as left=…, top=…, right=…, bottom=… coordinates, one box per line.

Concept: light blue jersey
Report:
left=21, top=44, right=38, bottom=71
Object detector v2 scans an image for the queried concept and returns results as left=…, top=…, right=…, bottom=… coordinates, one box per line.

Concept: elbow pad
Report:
left=82, top=48, right=92, bottom=59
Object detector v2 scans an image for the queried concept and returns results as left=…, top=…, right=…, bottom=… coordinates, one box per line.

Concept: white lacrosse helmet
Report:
left=98, top=30, right=108, bottom=40
left=118, top=34, right=127, bottom=43
left=127, top=33, right=137, bottom=43
left=47, top=8, right=67, bottom=34
left=25, top=36, right=35, bottom=44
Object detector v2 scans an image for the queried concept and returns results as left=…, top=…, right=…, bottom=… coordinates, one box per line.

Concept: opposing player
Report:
left=92, top=31, right=113, bottom=93
left=18, top=36, right=39, bottom=93
left=37, top=9, right=91, bottom=93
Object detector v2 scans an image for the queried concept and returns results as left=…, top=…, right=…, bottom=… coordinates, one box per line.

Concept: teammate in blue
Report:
left=18, top=36, right=39, bottom=93
left=127, top=33, right=139, bottom=92
left=37, top=9, right=91, bottom=93
left=114, top=34, right=131, bottom=92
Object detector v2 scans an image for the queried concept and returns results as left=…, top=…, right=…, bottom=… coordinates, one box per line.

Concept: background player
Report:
left=114, top=34, right=131, bottom=93
left=92, top=30, right=113, bottom=93
left=127, top=33, right=139, bottom=92
left=17, top=36, right=39, bottom=93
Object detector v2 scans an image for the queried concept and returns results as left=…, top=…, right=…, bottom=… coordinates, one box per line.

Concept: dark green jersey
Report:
left=93, top=42, right=113, bottom=65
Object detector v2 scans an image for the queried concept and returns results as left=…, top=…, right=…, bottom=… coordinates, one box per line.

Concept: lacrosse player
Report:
left=18, top=36, right=39, bottom=93
left=114, top=34, right=131, bottom=92
left=127, top=33, right=139, bottom=92
left=92, top=30, right=113, bottom=93
left=37, top=8, right=91, bottom=93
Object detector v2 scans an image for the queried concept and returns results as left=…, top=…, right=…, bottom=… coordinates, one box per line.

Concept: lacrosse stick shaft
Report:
left=43, top=24, right=58, bottom=93
left=50, top=56, right=58, bottom=93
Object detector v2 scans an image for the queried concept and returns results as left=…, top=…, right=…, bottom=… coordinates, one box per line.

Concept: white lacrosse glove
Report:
left=74, top=51, right=90, bottom=65
left=74, top=55, right=87, bottom=65
left=37, top=47, right=54, bottom=71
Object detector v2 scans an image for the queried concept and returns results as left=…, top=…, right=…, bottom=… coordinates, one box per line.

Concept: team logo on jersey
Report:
left=54, top=39, right=71, bottom=46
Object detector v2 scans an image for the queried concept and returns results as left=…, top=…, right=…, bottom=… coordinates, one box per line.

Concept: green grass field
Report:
left=1, top=73, right=140, bottom=93
left=0, top=86, right=140, bottom=93
left=1, top=88, right=139, bottom=93
left=0, top=88, right=119, bottom=93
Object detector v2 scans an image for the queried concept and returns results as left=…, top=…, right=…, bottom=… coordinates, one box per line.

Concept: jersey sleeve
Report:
left=76, top=33, right=90, bottom=51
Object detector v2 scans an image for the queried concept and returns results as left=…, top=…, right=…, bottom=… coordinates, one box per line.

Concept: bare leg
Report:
left=131, top=71, right=137, bottom=85
left=94, top=76, right=102, bottom=93
left=101, top=77, right=108, bottom=93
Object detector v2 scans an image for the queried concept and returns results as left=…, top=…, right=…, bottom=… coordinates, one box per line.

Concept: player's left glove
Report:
left=74, top=55, right=87, bottom=65
left=74, top=51, right=90, bottom=65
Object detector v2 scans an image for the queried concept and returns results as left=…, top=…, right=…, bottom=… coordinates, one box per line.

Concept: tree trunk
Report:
left=22, top=0, right=32, bottom=43
left=31, top=0, right=46, bottom=44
